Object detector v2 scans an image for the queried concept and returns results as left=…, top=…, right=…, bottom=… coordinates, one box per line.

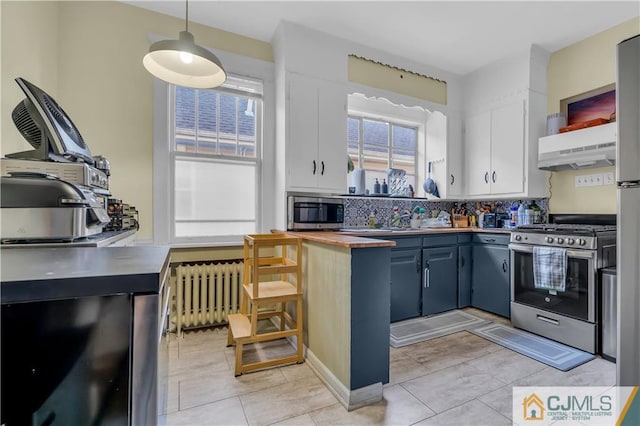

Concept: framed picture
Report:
left=560, top=83, right=616, bottom=126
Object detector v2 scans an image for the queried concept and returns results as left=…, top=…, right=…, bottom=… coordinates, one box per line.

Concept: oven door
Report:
left=509, top=243, right=597, bottom=322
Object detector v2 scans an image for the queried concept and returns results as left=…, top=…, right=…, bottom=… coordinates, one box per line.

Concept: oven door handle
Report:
left=536, top=314, right=560, bottom=326
left=508, top=243, right=596, bottom=259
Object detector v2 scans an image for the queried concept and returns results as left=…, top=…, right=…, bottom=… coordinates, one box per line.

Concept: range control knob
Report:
left=567, top=238, right=575, bottom=245
left=545, top=236, right=554, bottom=244
left=556, top=237, right=564, bottom=244
left=514, top=234, right=522, bottom=241
left=578, top=238, right=587, bottom=246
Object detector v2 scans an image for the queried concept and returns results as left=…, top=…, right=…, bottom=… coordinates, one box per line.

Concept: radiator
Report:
left=173, top=261, right=243, bottom=336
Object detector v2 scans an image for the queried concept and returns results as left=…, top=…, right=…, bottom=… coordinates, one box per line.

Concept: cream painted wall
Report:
left=546, top=17, right=639, bottom=214
left=1, top=1, right=60, bottom=156
left=1, top=1, right=272, bottom=240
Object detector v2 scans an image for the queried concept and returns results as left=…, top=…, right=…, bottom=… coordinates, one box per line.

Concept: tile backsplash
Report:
left=342, top=196, right=548, bottom=228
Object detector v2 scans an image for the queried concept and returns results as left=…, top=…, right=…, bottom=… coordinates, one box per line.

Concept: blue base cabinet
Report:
left=390, top=248, right=422, bottom=322
left=422, top=235, right=458, bottom=316
left=470, top=234, right=511, bottom=318
left=458, top=235, right=473, bottom=308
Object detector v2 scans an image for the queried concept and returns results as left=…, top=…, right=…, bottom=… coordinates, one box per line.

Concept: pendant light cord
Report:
left=185, top=0, right=189, bottom=32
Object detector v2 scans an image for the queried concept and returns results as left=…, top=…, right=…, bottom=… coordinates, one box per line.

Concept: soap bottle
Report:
left=381, top=179, right=388, bottom=194
left=517, top=201, right=527, bottom=226
left=529, top=200, right=541, bottom=224
left=510, top=204, right=519, bottom=227
left=373, top=178, right=381, bottom=194
left=368, top=212, right=376, bottom=228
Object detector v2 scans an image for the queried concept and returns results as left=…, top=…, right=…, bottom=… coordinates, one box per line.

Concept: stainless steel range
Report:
left=509, top=216, right=616, bottom=353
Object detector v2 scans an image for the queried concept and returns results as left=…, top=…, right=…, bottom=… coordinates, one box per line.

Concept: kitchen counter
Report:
left=287, top=227, right=511, bottom=248
left=0, top=229, right=136, bottom=248
left=0, top=245, right=171, bottom=425
left=0, top=246, right=170, bottom=303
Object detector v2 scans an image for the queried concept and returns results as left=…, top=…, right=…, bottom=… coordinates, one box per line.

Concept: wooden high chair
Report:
left=226, top=233, right=304, bottom=376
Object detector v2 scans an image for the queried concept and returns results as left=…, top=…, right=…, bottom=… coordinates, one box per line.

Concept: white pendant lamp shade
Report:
left=143, top=1, right=227, bottom=88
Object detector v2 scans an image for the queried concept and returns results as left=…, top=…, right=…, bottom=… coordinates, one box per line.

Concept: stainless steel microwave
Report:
left=287, top=196, right=344, bottom=230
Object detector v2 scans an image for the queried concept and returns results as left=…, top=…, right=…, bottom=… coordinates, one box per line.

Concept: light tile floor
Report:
left=162, top=308, right=616, bottom=426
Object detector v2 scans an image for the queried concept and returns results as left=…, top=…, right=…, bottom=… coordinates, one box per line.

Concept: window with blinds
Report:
left=171, top=76, right=263, bottom=241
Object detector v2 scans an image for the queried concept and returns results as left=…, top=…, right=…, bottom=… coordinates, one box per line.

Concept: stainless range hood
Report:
left=538, top=122, right=616, bottom=171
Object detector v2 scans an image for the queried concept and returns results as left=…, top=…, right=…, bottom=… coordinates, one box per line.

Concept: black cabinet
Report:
left=422, top=235, right=458, bottom=316
left=470, top=234, right=511, bottom=317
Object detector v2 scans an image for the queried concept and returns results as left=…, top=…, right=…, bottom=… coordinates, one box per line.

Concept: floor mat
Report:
left=469, top=322, right=595, bottom=371
left=390, top=310, right=490, bottom=348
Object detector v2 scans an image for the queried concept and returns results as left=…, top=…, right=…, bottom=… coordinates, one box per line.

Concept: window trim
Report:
left=153, top=73, right=268, bottom=247
left=348, top=93, right=429, bottom=193
left=348, top=114, right=419, bottom=176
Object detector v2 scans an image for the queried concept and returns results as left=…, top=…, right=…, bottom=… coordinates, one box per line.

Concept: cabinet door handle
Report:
left=321, top=161, right=325, bottom=175
left=460, top=255, right=465, bottom=268
left=424, top=264, right=430, bottom=288
left=450, top=174, right=455, bottom=185
left=484, top=172, right=489, bottom=183
left=492, top=171, right=496, bottom=183
left=312, top=160, right=317, bottom=175
left=502, top=259, right=508, bottom=273
left=485, top=238, right=496, bottom=243
left=416, top=258, right=421, bottom=273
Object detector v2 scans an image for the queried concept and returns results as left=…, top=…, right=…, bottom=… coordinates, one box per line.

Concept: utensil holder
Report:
left=452, top=214, right=469, bottom=228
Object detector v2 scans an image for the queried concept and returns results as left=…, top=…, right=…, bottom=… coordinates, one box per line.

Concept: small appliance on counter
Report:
left=482, top=212, right=497, bottom=228
left=1, top=172, right=110, bottom=242
left=1, top=157, right=110, bottom=195
left=104, top=198, right=139, bottom=232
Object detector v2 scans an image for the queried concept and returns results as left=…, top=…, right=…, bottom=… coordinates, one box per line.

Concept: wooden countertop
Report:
left=282, top=227, right=511, bottom=249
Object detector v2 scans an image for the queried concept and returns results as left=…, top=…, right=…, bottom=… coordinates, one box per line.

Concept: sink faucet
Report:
left=389, top=207, right=411, bottom=228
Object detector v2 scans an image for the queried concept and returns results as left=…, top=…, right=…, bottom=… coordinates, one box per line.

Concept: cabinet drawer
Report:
left=422, top=235, right=458, bottom=247
left=381, top=237, right=422, bottom=249
left=472, top=233, right=510, bottom=245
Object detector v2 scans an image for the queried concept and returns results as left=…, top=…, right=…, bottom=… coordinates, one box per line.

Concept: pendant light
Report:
left=143, top=0, right=227, bottom=88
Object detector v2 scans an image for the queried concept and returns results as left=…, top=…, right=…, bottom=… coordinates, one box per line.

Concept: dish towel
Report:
left=533, top=246, right=567, bottom=291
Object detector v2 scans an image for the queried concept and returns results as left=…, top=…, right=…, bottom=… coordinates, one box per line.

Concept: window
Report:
left=170, top=76, right=263, bottom=242
left=348, top=115, right=418, bottom=190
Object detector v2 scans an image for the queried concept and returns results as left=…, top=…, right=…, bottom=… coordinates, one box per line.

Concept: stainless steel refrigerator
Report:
left=616, top=33, right=640, bottom=386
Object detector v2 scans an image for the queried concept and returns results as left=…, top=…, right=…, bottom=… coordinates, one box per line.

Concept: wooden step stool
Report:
left=227, top=233, right=304, bottom=376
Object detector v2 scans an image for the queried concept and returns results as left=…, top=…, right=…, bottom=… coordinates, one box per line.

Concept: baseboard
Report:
left=305, top=348, right=383, bottom=411
left=274, top=317, right=383, bottom=411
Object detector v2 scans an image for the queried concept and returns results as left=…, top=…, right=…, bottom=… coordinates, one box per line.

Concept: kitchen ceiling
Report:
left=124, top=1, right=639, bottom=75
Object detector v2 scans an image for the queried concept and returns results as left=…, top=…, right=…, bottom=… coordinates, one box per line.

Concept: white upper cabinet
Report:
left=465, top=98, right=542, bottom=198
left=286, top=73, right=347, bottom=194
left=426, top=111, right=464, bottom=199
left=491, top=101, right=525, bottom=194
left=463, top=45, right=549, bottom=199
left=464, top=111, right=492, bottom=195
